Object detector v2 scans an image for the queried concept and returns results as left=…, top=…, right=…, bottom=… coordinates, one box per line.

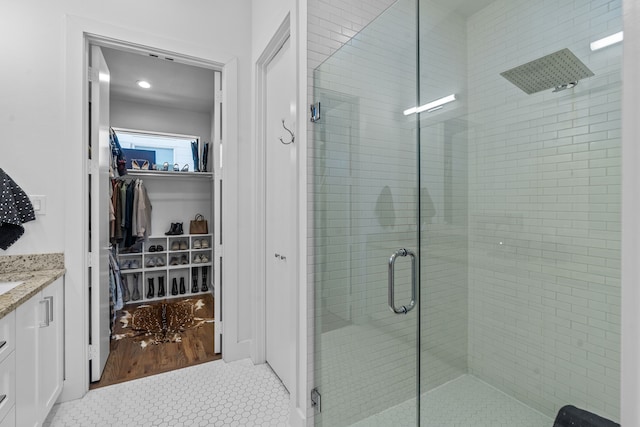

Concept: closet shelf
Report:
left=117, top=234, right=214, bottom=302
left=126, top=170, right=213, bottom=180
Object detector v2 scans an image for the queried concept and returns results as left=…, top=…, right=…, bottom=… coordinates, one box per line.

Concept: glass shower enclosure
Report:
left=313, top=0, right=622, bottom=426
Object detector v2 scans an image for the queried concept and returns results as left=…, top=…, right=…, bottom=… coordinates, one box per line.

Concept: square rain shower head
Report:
left=500, top=48, right=594, bottom=95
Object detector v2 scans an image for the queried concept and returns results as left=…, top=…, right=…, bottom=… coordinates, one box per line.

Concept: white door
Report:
left=265, top=36, right=296, bottom=391
left=89, top=45, right=111, bottom=382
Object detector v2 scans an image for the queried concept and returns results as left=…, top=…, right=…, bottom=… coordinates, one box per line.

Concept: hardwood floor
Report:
left=90, top=293, right=221, bottom=389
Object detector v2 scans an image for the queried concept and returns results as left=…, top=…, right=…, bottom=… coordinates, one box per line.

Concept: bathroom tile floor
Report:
left=44, top=359, right=290, bottom=427
left=350, top=374, right=553, bottom=427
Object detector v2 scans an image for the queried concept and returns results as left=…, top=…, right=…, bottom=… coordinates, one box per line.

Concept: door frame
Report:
left=253, top=13, right=291, bottom=366
left=253, top=11, right=310, bottom=425
left=63, top=16, right=240, bottom=401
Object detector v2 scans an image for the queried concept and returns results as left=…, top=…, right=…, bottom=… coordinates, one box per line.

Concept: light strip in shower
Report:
left=403, top=94, right=456, bottom=116
left=590, top=31, right=623, bottom=51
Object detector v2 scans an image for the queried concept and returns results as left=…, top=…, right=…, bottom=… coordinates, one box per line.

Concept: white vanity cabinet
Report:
left=0, top=312, right=16, bottom=427
left=15, top=277, right=64, bottom=427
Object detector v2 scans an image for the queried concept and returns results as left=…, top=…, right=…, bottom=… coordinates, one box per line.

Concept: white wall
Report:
left=110, top=98, right=213, bottom=145
left=0, top=0, right=251, bottom=401
left=621, top=2, right=640, bottom=425
left=0, top=0, right=250, bottom=255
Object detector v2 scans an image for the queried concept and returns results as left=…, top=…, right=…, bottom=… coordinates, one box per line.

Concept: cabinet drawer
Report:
left=0, top=352, right=15, bottom=425
left=0, top=313, right=14, bottom=365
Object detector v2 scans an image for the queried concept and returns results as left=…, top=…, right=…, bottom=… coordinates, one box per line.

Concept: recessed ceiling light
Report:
left=137, top=80, right=151, bottom=89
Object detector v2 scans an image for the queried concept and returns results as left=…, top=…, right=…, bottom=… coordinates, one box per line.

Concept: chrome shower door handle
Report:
left=388, top=248, right=417, bottom=314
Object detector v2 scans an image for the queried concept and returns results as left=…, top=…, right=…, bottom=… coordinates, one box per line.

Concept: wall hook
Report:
left=279, top=120, right=295, bottom=145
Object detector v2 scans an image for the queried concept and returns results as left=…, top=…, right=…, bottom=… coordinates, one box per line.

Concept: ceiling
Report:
left=101, top=47, right=215, bottom=113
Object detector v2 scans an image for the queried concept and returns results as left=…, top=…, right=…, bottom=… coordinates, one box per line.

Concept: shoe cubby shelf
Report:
left=117, top=234, right=213, bottom=302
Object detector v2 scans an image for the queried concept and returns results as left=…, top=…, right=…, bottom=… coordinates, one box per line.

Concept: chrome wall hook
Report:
left=279, top=119, right=295, bottom=145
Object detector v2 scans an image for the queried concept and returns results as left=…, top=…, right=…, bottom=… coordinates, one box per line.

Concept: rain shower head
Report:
left=500, top=48, right=594, bottom=95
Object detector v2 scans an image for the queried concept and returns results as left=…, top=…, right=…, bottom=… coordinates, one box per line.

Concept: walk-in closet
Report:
left=88, top=43, right=222, bottom=388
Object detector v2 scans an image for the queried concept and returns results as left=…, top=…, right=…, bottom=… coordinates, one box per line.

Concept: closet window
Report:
left=113, top=128, right=200, bottom=172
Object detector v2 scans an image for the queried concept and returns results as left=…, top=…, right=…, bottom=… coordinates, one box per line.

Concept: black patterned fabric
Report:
left=0, top=168, right=35, bottom=250
left=553, top=405, right=619, bottom=427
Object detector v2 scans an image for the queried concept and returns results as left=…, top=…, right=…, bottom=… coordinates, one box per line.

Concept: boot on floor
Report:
left=131, top=274, right=140, bottom=301
left=157, top=276, right=165, bottom=297
left=147, top=277, right=155, bottom=299
left=201, top=268, right=208, bottom=292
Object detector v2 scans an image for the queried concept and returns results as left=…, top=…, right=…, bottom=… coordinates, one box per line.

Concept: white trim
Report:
left=294, top=0, right=309, bottom=424
left=112, top=127, right=201, bottom=142
left=253, top=12, right=292, bottom=367
left=220, top=58, right=250, bottom=361
left=63, top=15, right=243, bottom=401
left=621, top=1, right=640, bottom=424
left=252, top=3, right=309, bottom=424
left=213, top=70, right=223, bottom=354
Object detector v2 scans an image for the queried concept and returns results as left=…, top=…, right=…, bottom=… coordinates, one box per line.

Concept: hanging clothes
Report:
left=134, top=179, right=152, bottom=239
left=124, top=179, right=136, bottom=247
left=110, top=177, right=152, bottom=248
left=108, top=250, right=125, bottom=334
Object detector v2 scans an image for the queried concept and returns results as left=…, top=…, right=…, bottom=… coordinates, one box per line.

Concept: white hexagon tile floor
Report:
left=43, top=359, right=290, bottom=427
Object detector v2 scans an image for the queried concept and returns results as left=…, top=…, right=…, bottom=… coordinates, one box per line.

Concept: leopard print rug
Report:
left=113, top=298, right=214, bottom=348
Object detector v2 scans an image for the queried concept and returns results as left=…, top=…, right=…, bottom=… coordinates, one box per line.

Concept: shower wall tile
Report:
left=307, top=8, right=397, bottom=423
left=309, top=1, right=421, bottom=425
left=418, top=2, right=470, bottom=393
left=466, top=0, right=621, bottom=421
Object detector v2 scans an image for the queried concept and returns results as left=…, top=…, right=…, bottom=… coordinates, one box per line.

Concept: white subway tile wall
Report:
left=308, top=0, right=621, bottom=425
left=467, top=0, right=621, bottom=421
left=311, top=1, right=419, bottom=425
left=306, top=0, right=397, bottom=422
left=418, top=2, right=470, bottom=393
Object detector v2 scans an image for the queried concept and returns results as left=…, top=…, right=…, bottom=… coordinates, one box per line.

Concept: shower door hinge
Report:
left=311, top=388, right=321, bottom=413
left=310, top=102, right=321, bottom=122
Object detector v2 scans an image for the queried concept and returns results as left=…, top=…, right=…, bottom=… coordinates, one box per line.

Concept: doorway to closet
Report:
left=87, top=40, right=223, bottom=388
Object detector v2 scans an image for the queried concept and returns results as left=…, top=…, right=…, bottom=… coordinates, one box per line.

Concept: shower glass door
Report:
left=312, top=0, right=419, bottom=425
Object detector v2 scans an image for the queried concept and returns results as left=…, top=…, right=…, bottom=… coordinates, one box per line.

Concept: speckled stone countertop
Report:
left=0, top=253, right=65, bottom=320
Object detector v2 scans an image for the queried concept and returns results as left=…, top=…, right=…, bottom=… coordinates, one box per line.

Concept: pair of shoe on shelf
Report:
left=169, top=255, right=189, bottom=266
left=145, top=257, right=165, bottom=268
left=165, top=223, right=184, bottom=235
left=192, top=254, right=209, bottom=264
left=120, top=240, right=143, bottom=253
left=170, top=240, right=189, bottom=251
left=160, top=162, right=190, bottom=172
left=131, top=159, right=150, bottom=170
left=192, top=239, right=209, bottom=249
left=120, top=259, right=140, bottom=270
left=148, top=245, right=164, bottom=252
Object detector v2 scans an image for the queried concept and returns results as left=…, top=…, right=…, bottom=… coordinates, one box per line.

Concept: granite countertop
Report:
left=0, top=253, right=65, bottom=320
